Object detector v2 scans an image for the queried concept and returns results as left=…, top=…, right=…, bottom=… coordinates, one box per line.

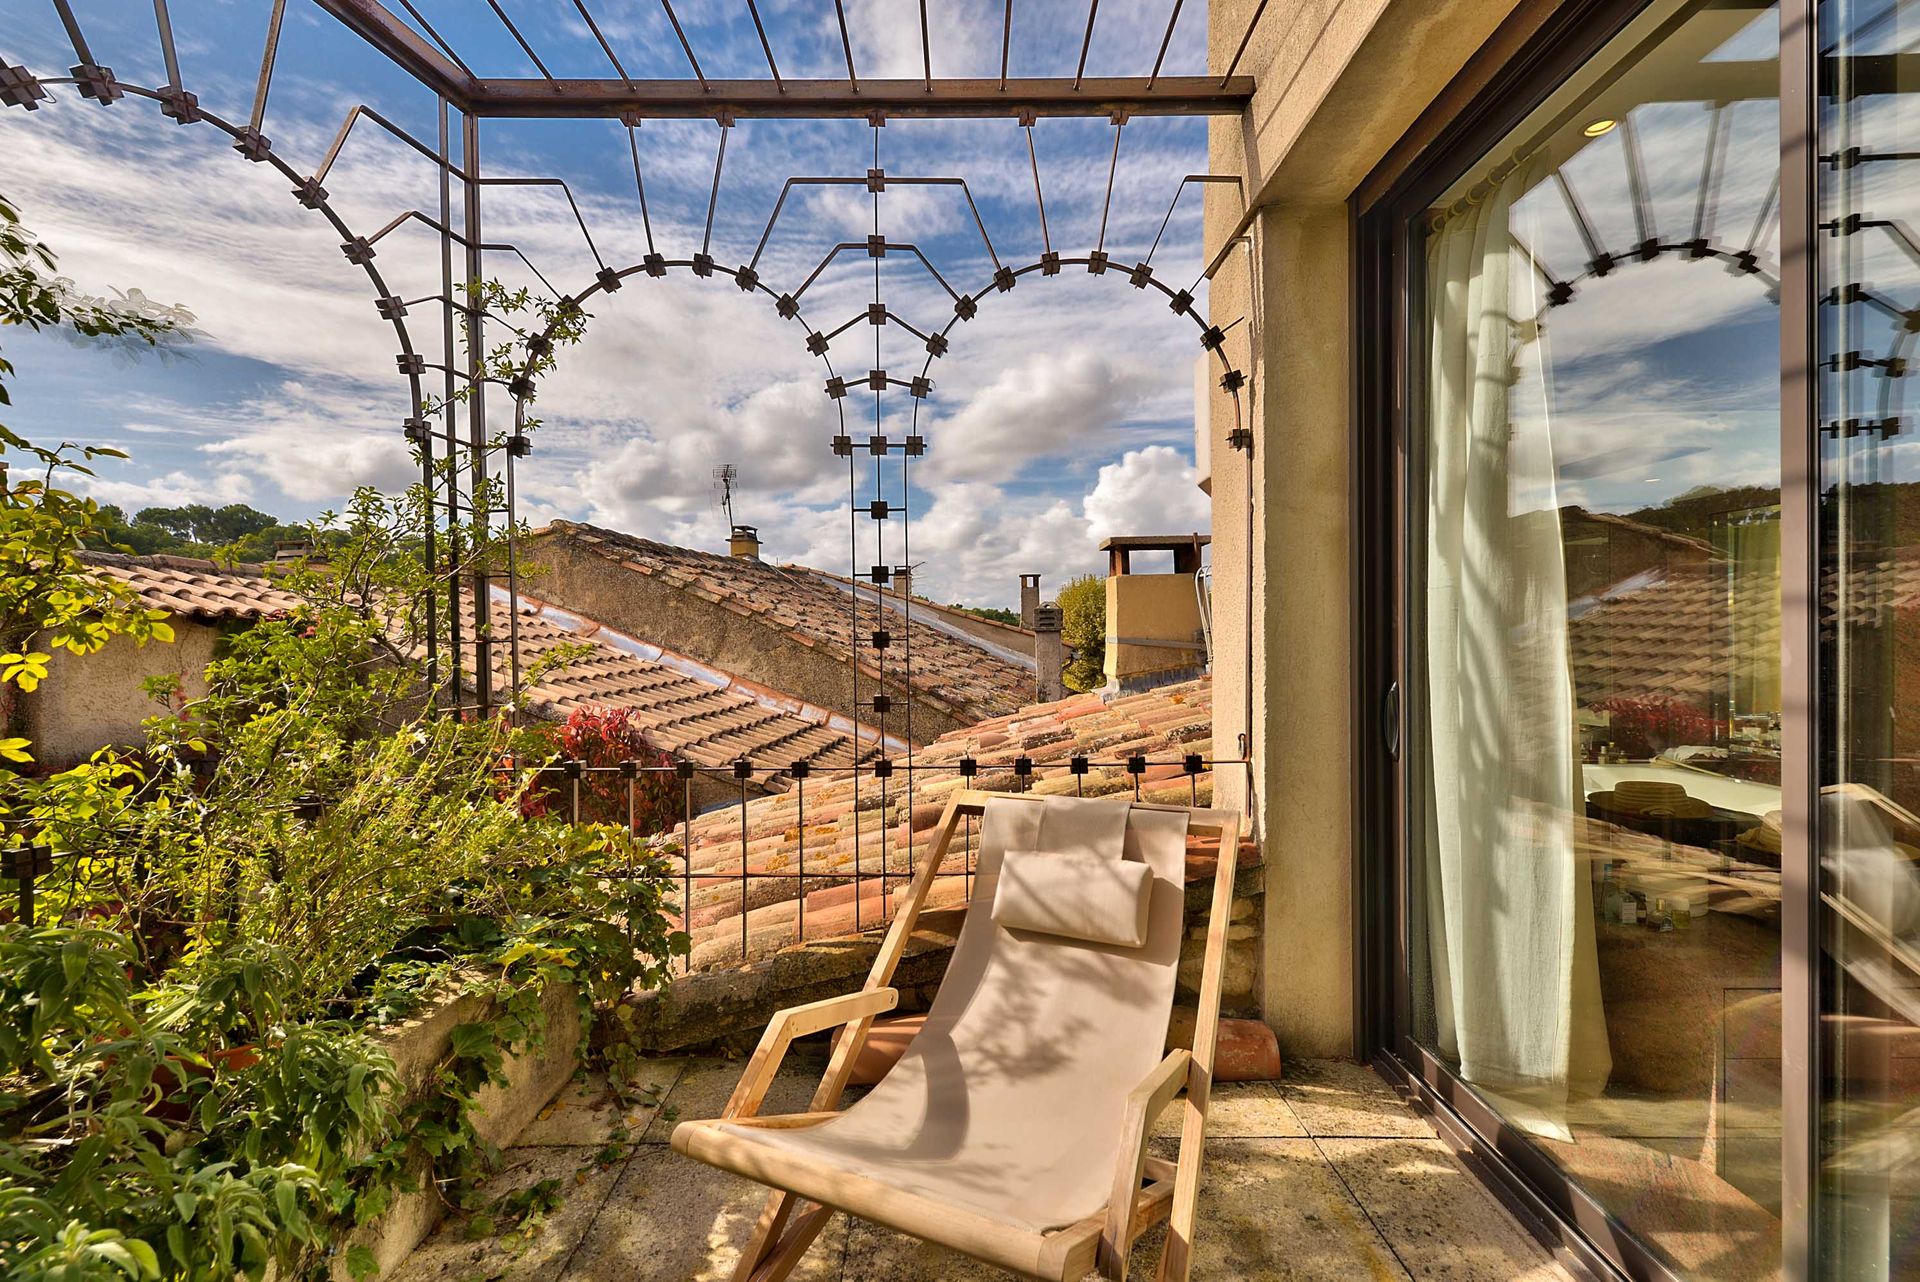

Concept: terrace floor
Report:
left=388, top=1056, right=1580, bottom=1282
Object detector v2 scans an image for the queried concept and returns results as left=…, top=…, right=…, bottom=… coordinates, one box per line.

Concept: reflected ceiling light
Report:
left=1583, top=118, right=1618, bottom=137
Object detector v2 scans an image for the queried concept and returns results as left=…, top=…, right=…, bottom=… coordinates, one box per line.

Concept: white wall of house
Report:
left=1206, top=0, right=1539, bottom=1056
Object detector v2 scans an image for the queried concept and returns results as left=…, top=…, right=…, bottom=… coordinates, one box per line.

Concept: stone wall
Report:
left=19, top=622, right=224, bottom=767
left=522, top=533, right=978, bottom=743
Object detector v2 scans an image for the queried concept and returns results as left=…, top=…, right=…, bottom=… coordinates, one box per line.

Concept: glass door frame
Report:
left=1350, top=0, right=1820, bottom=1278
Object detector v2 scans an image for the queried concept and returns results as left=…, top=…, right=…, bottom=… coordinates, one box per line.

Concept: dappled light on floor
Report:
left=387, top=1057, right=1577, bottom=1282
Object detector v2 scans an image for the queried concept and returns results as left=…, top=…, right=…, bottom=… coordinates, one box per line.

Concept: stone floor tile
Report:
left=517, top=1060, right=688, bottom=1148
left=1154, top=1080, right=1306, bottom=1139
left=384, top=1146, right=629, bottom=1282
left=1144, top=1139, right=1409, bottom=1281
left=840, top=1139, right=1413, bottom=1281
left=1320, top=1137, right=1576, bottom=1282
left=556, top=1146, right=846, bottom=1282
left=639, top=1057, right=818, bottom=1143
left=1280, top=1059, right=1433, bottom=1139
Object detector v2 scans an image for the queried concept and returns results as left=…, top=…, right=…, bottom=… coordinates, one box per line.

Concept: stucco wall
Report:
left=1206, top=0, right=1536, bottom=1056
left=20, top=623, right=221, bottom=767
left=522, top=535, right=977, bottom=745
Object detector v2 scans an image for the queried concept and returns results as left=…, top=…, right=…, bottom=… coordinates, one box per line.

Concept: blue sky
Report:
left=1, top=0, right=1222, bottom=607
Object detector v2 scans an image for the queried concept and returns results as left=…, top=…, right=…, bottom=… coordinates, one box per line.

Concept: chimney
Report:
left=892, top=564, right=912, bottom=599
left=273, top=538, right=315, bottom=565
left=1018, top=573, right=1042, bottom=629
left=1099, top=534, right=1211, bottom=692
left=728, top=524, right=762, bottom=560
left=1032, top=602, right=1066, bottom=703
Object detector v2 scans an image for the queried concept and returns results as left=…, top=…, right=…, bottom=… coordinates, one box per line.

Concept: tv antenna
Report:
left=712, top=463, right=738, bottom=529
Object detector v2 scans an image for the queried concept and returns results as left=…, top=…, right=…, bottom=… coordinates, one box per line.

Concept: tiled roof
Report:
left=79, top=551, right=303, bottom=620
left=532, top=521, right=1035, bottom=723
left=659, top=675, right=1252, bottom=970
left=1568, top=550, right=1920, bottom=709
left=465, top=591, right=882, bottom=782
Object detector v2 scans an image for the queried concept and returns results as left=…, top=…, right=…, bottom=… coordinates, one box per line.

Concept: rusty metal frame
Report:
left=4, top=0, right=1267, bottom=974
left=309, top=0, right=1254, bottom=120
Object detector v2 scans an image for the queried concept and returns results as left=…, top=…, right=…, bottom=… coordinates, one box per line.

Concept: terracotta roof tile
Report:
left=659, top=675, right=1233, bottom=970
left=455, top=592, right=882, bottom=783
left=81, top=551, right=303, bottom=621
left=534, top=521, right=1035, bottom=722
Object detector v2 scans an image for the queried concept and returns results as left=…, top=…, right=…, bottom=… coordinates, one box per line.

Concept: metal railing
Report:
left=525, top=751, right=1228, bottom=973
left=1, top=752, right=1238, bottom=978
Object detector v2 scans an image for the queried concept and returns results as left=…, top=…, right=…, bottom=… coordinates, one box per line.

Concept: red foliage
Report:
left=519, top=705, right=682, bottom=836
left=1594, top=696, right=1720, bottom=759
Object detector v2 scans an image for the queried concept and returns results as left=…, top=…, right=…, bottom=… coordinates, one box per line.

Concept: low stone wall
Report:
left=615, top=865, right=1266, bottom=1057
left=339, top=977, right=581, bottom=1281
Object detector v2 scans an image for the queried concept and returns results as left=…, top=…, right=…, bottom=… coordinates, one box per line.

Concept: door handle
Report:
left=1382, top=680, right=1401, bottom=760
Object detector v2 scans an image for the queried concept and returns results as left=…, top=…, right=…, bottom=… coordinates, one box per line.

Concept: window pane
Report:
left=1818, top=3, right=1920, bottom=1278
left=1408, top=3, right=1783, bottom=1277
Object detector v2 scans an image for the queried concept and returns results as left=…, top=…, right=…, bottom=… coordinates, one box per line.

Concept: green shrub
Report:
left=0, top=196, right=680, bottom=1279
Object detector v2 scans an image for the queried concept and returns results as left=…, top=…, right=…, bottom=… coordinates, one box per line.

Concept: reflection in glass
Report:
left=1409, top=2, right=1782, bottom=1277
left=1819, top=2, right=1920, bottom=1277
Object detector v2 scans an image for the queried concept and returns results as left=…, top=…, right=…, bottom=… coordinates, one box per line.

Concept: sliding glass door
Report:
left=1395, top=2, right=1787, bottom=1277
left=1367, top=0, right=1920, bottom=1276
left=1817, top=2, right=1920, bottom=1276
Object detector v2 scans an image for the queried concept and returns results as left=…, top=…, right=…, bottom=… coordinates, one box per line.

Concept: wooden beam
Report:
left=466, top=76, right=1254, bottom=119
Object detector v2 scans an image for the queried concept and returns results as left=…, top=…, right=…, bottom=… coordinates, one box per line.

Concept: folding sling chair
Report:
left=671, top=790, right=1244, bottom=1282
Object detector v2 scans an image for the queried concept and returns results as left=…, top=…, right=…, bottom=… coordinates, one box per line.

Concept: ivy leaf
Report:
left=345, top=1244, right=380, bottom=1279
left=0, top=736, right=32, bottom=762
left=1, top=650, right=51, bottom=691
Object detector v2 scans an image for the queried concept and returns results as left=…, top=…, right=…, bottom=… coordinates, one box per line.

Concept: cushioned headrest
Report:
left=991, top=847, right=1153, bottom=948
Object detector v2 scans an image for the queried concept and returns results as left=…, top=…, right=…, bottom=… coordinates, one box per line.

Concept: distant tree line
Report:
left=87, top=501, right=308, bottom=564
left=947, top=602, right=1019, bottom=627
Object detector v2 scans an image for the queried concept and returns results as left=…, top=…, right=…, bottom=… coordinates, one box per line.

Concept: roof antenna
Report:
left=712, top=462, right=738, bottom=529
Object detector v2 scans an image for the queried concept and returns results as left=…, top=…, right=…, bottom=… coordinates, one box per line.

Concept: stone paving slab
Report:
left=388, top=1058, right=1574, bottom=1282
left=385, top=1146, right=628, bottom=1282
left=1154, top=1080, right=1306, bottom=1140
left=562, top=1145, right=848, bottom=1282
left=516, top=1061, right=688, bottom=1148
left=1318, top=1137, right=1575, bottom=1282
left=1279, top=1058, right=1435, bottom=1139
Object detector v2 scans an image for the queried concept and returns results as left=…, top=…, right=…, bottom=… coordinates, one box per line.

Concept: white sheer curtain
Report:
left=1422, top=166, right=1610, bottom=1137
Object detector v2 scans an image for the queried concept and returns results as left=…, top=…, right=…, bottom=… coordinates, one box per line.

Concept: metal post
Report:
left=461, top=110, right=492, bottom=718
left=680, top=762, right=693, bottom=974
left=1779, top=0, right=1818, bottom=1273
left=796, top=770, right=806, bottom=942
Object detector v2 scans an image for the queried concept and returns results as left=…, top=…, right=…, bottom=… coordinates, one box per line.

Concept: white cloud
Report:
left=1083, top=444, right=1209, bottom=543
left=82, top=468, right=255, bottom=511
left=921, top=346, right=1154, bottom=483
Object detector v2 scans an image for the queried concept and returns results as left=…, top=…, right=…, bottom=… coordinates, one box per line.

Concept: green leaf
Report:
left=345, top=1244, right=381, bottom=1279
left=122, top=1237, right=161, bottom=1279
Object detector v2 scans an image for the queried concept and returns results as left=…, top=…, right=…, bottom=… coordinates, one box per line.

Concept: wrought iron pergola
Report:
left=1, top=0, right=1270, bottom=776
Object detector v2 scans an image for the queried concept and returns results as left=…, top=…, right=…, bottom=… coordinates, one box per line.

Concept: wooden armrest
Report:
left=722, top=988, right=899, bottom=1120
left=1098, top=1049, right=1193, bottom=1277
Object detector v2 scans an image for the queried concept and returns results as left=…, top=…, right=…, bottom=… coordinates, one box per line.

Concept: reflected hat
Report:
left=1591, top=779, right=1714, bottom=819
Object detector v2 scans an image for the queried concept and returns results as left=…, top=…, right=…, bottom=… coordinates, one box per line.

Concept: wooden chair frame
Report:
left=692, top=790, right=1244, bottom=1282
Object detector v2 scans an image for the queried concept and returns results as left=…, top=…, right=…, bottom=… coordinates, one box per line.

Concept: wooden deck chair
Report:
left=671, top=790, right=1244, bottom=1282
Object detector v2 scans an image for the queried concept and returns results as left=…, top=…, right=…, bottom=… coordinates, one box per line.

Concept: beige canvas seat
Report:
left=671, top=791, right=1243, bottom=1282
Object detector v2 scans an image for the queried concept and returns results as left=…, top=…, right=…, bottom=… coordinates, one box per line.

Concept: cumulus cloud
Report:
left=921, top=346, right=1154, bottom=483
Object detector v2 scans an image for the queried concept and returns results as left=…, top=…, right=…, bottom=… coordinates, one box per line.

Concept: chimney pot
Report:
left=729, top=524, right=762, bottom=560
left=1032, top=602, right=1065, bottom=702
left=1018, top=573, right=1042, bottom=630
left=1097, top=534, right=1212, bottom=691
